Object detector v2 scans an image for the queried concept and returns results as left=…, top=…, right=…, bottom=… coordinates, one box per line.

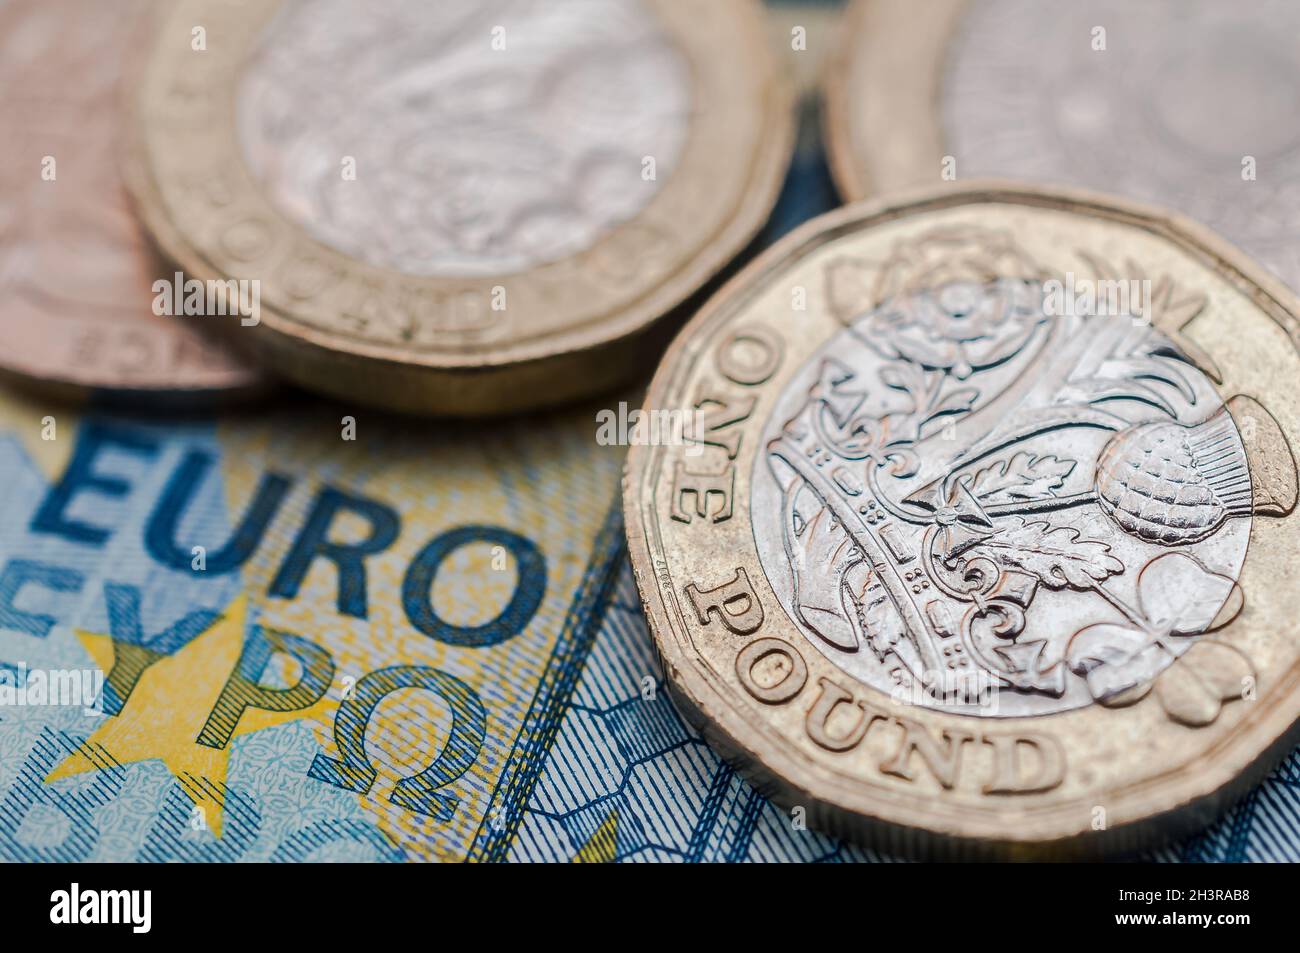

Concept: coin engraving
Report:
left=624, top=185, right=1300, bottom=853
left=735, top=637, right=808, bottom=705
left=751, top=226, right=1255, bottom=717
left=238, top=0, right=691, bottom=277
left=670, top=462, right=735, bottom=524
left=801, top=675, right=1065, bottom=793
left=132, top=0, right=791, bottom=414
left=685, top=567, right=765, bottom=636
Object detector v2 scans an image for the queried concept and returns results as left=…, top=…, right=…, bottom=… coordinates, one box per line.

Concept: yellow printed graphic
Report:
left=572, top=808, right=620, bottom=863
left=48, top=596, right=335, bottom=837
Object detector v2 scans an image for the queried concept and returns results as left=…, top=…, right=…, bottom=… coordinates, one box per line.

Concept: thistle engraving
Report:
left=751, top=227, right=1293, bottom=718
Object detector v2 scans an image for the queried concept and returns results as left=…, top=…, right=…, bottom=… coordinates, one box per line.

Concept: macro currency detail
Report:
left=0, top=389, right=624, bottom=861
left=2, top=387, right=1299, bottom=861
left=750, top=228, right=1259, bottom=717
left=827, top=0, right=1300, bottom=292
left=943, top=0, right=1300, bottom=289
left=625, top=185, right=1300, bottom=855
left=130, top=0, right=791, bottom=415
left=239, top=0, right=692, bottom=277
left=0, top=0, right=259, bottom=399
left=5, top=0, right=1300, bottom=864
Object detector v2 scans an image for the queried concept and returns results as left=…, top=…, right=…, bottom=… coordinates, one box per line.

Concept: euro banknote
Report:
left=1, top=0, right=1296, bottom=863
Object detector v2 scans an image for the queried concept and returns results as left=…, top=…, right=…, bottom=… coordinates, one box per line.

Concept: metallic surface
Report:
left=623, top=183, right=1300, bottom=856
left=824, top=0, right=1300, bottom=292
left=129, top=0, right=793, bottom=416
left=0, top=0, right=263, bottom=403
left=749, top=251, right=1249, bottom=718
left=239, top=0, right=691, bottom=278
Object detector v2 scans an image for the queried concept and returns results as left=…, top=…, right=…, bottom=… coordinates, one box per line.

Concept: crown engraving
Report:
left=754, top=228, right=1289, bottom=719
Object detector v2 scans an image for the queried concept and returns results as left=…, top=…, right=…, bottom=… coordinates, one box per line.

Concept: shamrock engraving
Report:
left=1066, top=551, right=1250, bottom=725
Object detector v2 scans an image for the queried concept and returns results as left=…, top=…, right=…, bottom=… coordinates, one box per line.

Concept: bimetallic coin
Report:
left=0, top=0, right=263, bottom=405
left=824, top=0, right=1300, bottom=292
left=128, top=0, right=793, bottom=416
left=624, top=183, right=1300, bottom=856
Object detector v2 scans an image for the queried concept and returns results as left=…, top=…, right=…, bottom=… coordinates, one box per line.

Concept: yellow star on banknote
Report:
left=47, top=595, right=333, bottom=837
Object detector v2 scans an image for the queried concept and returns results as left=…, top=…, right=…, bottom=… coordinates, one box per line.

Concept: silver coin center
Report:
left=237, top=0, right=692, bottom=277
left=750, top=267, right=1250, bottom=718
left=941, top=0, right=1300, bottom=289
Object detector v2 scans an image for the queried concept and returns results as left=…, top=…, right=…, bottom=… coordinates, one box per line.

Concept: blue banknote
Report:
left=1, top=0, right=1296, bottom=863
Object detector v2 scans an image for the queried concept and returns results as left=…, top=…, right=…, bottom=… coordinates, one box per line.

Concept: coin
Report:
left=824, top=0, right=1300, bottom=292
left=127, top=0, right=793, bottom=416
left=623, top=182, right=1300, bottom=856
left=0, top=0, right=263, bottom=406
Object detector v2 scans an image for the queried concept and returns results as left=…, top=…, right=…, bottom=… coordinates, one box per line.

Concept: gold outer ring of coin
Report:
left=822, top=0, right=968, bottom=201
left=623, top=181, right=1300, bottom=858
left=125, top=0, right=795, bottom=417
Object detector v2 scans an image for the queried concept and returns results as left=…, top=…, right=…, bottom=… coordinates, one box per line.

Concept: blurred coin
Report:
left=0, top=0, right=264, bottom=406
left=624, top=182, right=1300, bottom=856
left=128, top=0, right=793, bottom=416
left=825, top=0, right=1300, bottom=291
